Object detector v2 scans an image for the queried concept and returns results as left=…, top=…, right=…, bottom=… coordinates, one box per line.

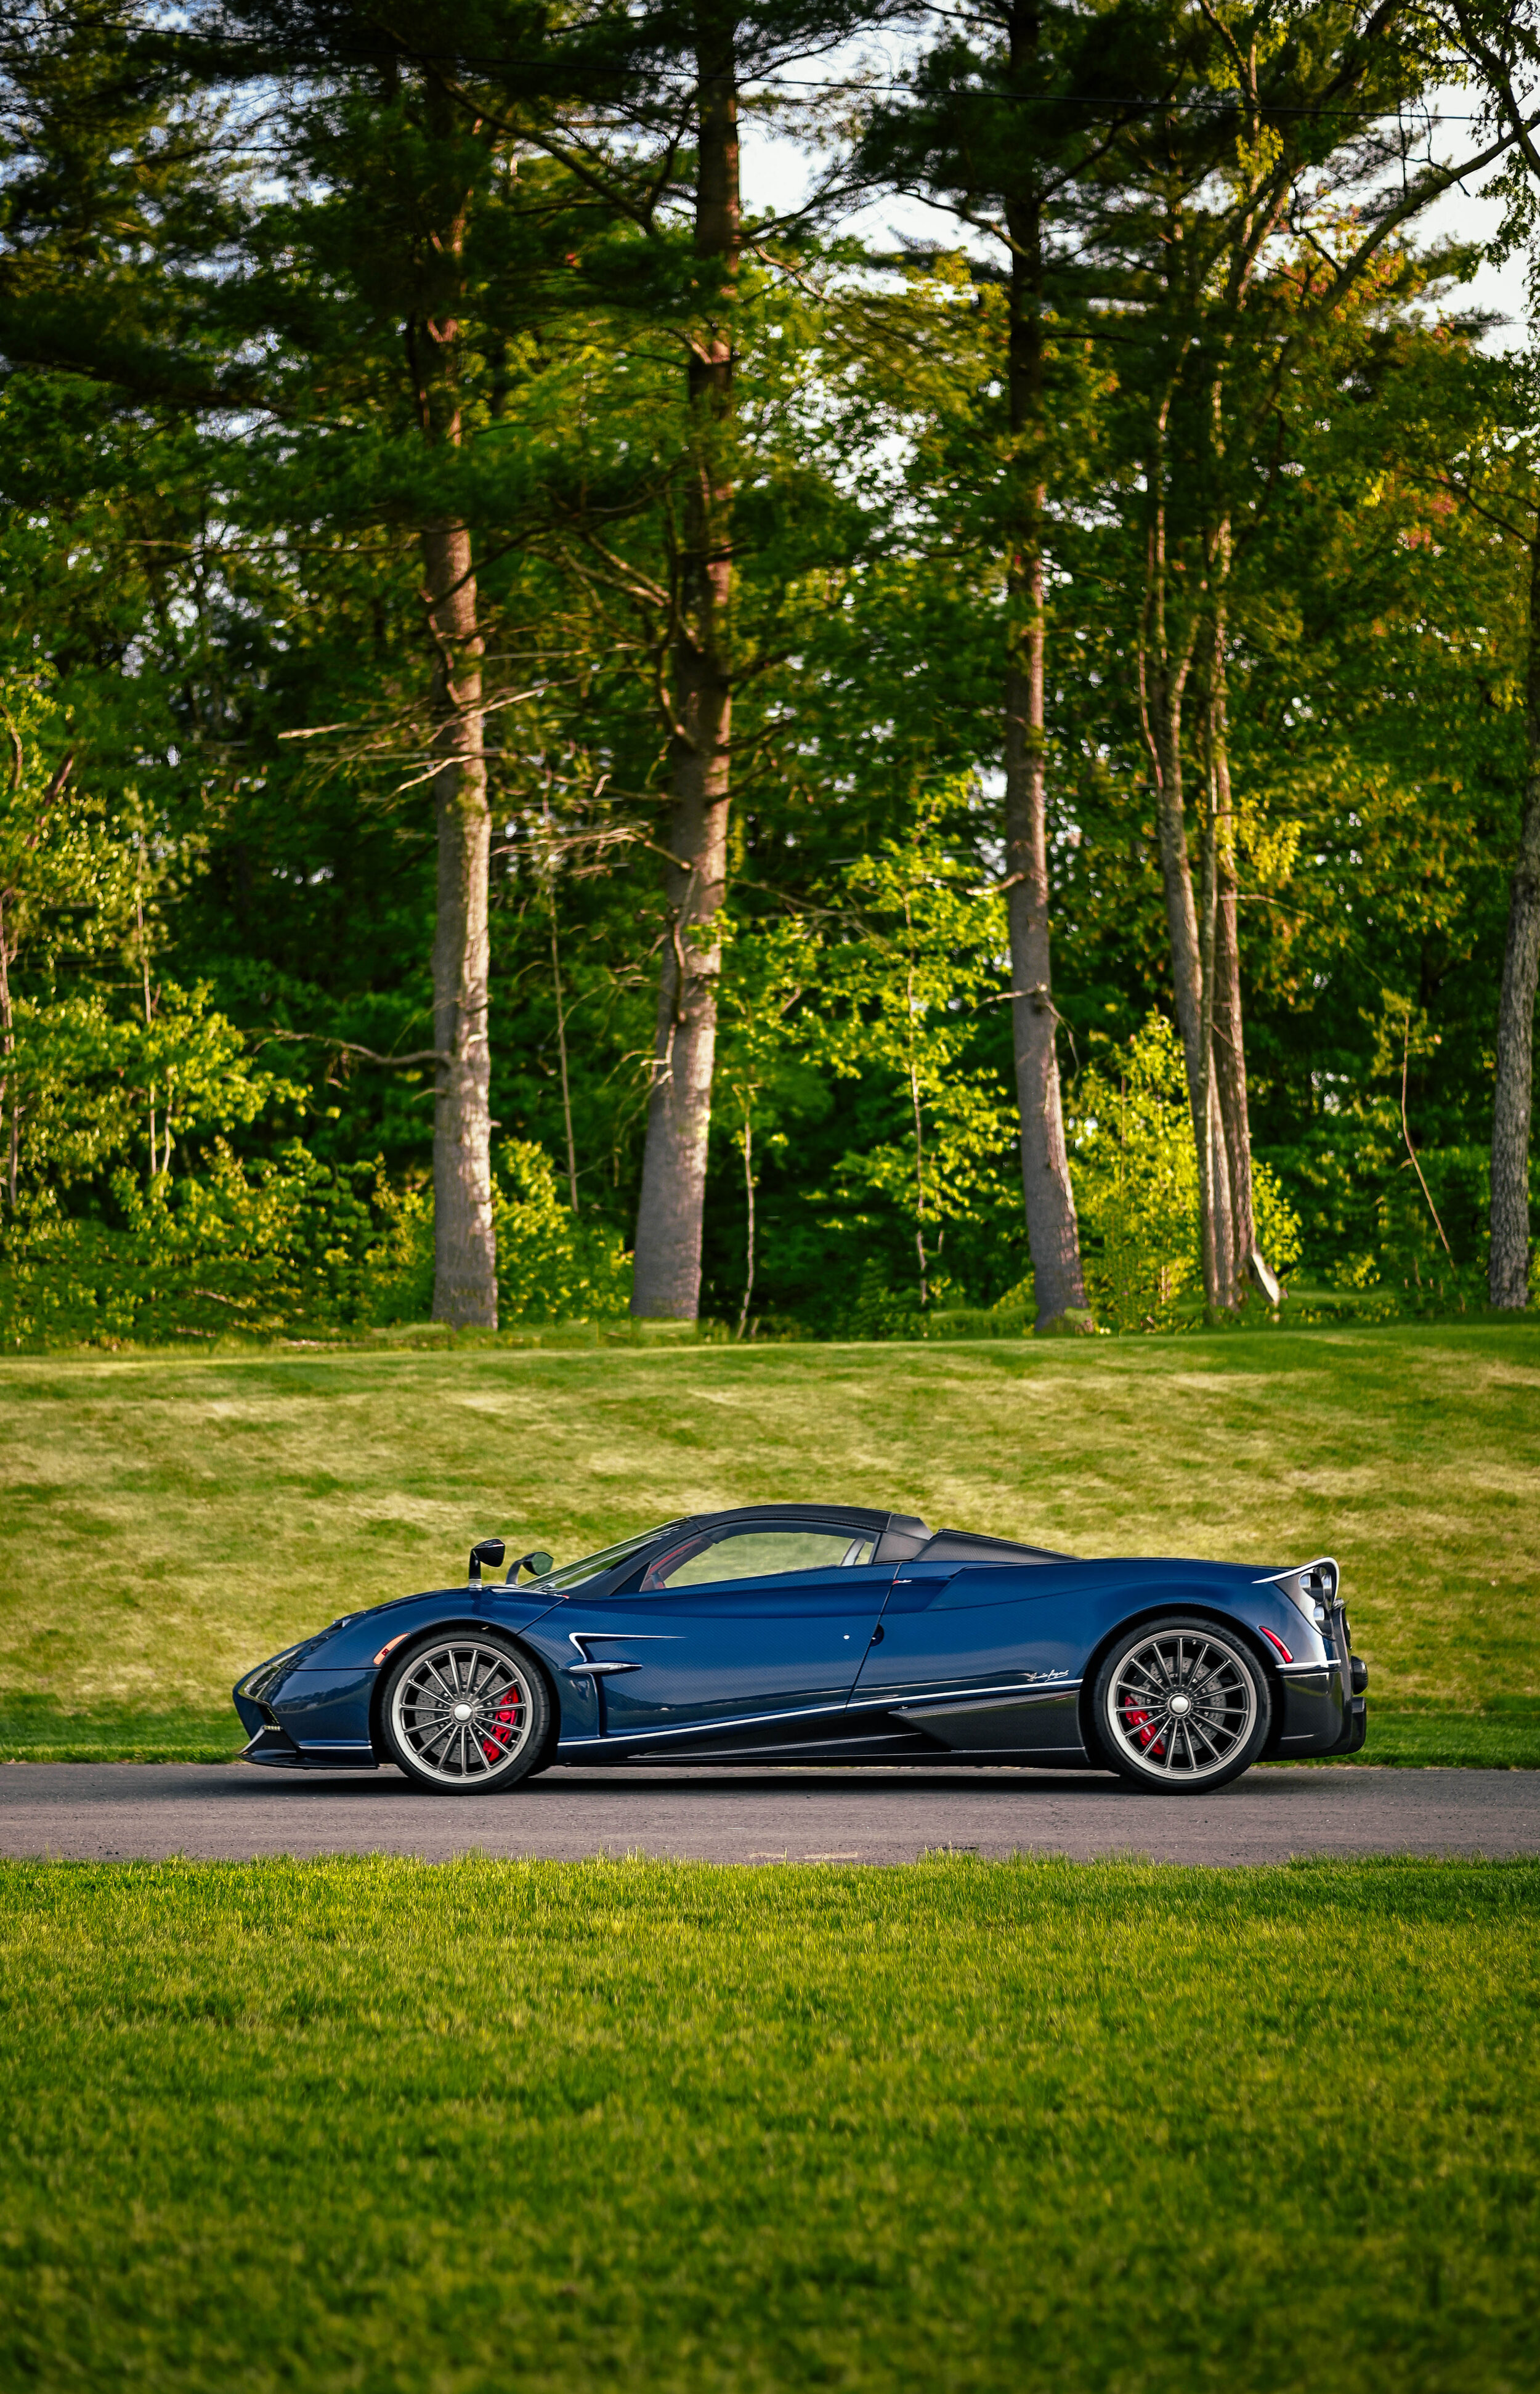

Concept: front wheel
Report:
left=380, top=1633, right=552, bottom=1793
left=1091, top=1616, right=1271, bottom=1793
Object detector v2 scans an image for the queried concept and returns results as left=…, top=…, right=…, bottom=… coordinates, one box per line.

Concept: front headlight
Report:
left=237, top=1643, right=311, bottom=1702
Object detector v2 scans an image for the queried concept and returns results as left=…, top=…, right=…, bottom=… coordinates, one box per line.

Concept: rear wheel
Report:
left=1092, top=1616, right=1271, bottom=1793
left=381, top=1633, right=551, bottom=1793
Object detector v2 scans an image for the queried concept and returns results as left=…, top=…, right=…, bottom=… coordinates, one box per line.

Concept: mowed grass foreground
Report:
left=0, top=1856, right=1534, bottom=2394
left=2, top=1322, right=1538, bottom=1763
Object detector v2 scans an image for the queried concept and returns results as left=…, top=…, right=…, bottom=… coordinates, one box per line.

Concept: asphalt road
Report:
left=1, top=1760, right=1536, bottom=1865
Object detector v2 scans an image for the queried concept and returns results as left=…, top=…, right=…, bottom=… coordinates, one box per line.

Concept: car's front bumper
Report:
left=233, top=1670, right=380, bottom=1770
left=239, top=1718, right=304, bottom=1766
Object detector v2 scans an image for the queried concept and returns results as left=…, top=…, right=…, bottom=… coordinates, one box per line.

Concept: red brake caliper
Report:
left=482, top=1692, right=522, bottom=1764
left=1124, top=1702, right=1165, bottom=1759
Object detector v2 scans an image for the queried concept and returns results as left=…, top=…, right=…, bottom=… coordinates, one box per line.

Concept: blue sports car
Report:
left=234, top=1505, right=1367, bottom=1793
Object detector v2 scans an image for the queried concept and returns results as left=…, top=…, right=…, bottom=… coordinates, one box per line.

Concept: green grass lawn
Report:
left=2, top=1321, right=1537, bottom=1764
left=1, top=1855, right=1534, bottom=2394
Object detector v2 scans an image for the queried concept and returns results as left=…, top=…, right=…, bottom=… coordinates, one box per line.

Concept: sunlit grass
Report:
left=0, top=1854, right=1534, bottom=2393
left=2, top=1322, right=1536, bottom=1751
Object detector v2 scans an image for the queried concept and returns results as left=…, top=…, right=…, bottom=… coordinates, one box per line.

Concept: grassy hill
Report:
left=2, top=1321, right=1537, bottom=1764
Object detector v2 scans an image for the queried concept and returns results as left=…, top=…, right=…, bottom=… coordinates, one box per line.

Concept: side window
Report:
left=642, top=1526, right=875, bottom=1590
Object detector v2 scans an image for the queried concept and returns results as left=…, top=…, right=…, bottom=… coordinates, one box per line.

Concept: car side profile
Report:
left=233, top=1504, right=1368, bottom=1795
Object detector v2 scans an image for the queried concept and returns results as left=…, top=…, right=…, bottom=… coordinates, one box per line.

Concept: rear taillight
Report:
left=1257, top=1557, right=1339, bottom=1629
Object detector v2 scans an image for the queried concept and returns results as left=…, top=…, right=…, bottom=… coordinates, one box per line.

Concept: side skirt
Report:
left=889, top=1684, right=1087, bottom=1763
left=554, top=1685, right=1096, bottom=1770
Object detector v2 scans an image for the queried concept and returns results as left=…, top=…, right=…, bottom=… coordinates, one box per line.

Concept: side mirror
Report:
left=506, top=1548, right=555, bottom=1583
left=468, top=1537, right=506, bottom=1588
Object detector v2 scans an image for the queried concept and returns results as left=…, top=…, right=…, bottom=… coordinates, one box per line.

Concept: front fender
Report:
left=244, top=1589, right=565, bottom=1766
left=362, top=1603, right=569, bottom=1756
left=303, top=1586, right=564, bottom=1673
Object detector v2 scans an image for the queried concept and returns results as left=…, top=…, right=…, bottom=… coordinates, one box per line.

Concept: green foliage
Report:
left=1068, top=1013, right=1202, bottom=1330
left=1068, top=1013, right=1307, bottom=1330
left=0, top=676, right=135, bottom=980
left=715, top=917, right=829, bottom=1150
left=813, top=822, right=1018, bottom=1309
left=8, top=981, right=294, bottom=1194
left=0, top=5, right=1536, bottom=1342
left=825, top=1256, right=1034, bottom=1343
left=368, top=1140, right=633, bottom=1328
left=0, top=1142, right=392, bottom=1346
left=1276, top=1118, right=1537, bottom=1312
left=0, top=669, right=299, bottom=1207
left=1254, top=1160, right=1307, bottom=1285
left=0, top=1135, right=631, bottom=1347
left=1, top=1856, right=1537, bottom=2391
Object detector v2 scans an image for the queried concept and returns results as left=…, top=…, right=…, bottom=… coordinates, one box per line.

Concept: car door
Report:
left=558, top=1520, right=894, bottom=1745
left=848, top=1560, right=1084, bottom=1714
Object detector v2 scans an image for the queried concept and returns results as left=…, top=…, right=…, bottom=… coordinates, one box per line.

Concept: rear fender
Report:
left=1077, top=1599, right=1283, bottom=1763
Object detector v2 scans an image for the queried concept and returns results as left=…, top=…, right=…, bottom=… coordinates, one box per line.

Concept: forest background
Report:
left=2, top=0, right=1540, bottom=1349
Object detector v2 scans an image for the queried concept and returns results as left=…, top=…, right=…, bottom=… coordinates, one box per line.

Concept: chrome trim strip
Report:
left=1254, top=1555, right=1339, bottom=1589
left=567, top=1631, right=681, bottom=1650
left=556, top=1694, right=858, bottom=1750
left=890, top=1682, right=1083, bottom=1719
left=847, top=1677, right=1072, bottom=1714
left=565, top=1629, right=679, bottom=1678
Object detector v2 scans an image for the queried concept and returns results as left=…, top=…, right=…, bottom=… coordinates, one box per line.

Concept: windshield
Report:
left=523, top=1522, right=683, bottom=1594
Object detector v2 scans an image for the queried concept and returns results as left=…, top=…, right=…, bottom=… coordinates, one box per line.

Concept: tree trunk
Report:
left=424, top=519, right=497, bottom=1328
left=0, top=890, right=14, bottom=1213
left=1196, top=742, right=1224, bottom=1307
left=1138, top=381, right=1239, bottom=1316
left=1004, top=643, right=1087, bottom=1325
left=1145, top=673, right=1236, bottom=1310
left=1207, top=652, right=1255, bottom=1287
left=736, top=1108, right=755, bottom=1339
left=1002, top=67, right=1087, bottom=1331
left=1213, top=845, right=1255, bottom=1282
left=1489, top=514, right=1540, bottom=1309
left=631, top=22, right=738, bottom=1319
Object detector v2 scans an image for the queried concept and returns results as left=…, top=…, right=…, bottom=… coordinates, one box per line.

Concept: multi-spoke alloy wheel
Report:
left=1092, top=1616, right=1270, bottom=1793
left=381, top=1634, right=551, bottom=1793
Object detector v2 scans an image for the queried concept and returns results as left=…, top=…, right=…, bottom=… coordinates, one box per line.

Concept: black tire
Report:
left=379, top=1631, right=553, bottom=1794
left=1090, top=1614, right=1272, bottom=1794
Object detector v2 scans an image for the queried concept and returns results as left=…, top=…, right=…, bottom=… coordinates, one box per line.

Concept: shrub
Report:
left=0, top=1143, right=388, bottom=1347
left=0, top=1138, right=631, bottom=1348
left=1067, top=1013, right=1201, bottom=1330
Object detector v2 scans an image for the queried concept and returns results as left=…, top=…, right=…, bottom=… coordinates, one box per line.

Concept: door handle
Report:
left=870, top=1624, right=885, bottom=1645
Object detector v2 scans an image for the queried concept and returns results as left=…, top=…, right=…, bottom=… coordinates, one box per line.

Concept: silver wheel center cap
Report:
left=1169, top=1694, right=1191, bottom=1716
left=453, top=1702, right=473, bottom=1722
